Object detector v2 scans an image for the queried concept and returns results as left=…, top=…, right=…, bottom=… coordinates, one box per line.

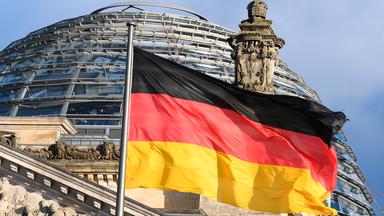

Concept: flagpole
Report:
left=115, top=21, right=136, bottom=216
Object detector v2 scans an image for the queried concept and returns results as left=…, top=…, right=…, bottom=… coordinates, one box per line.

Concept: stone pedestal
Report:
left=127, top=189, right=166, bottom=209
left=200, top=196, right=290, bottom=216
left=164, top=191, right=200, bottom=210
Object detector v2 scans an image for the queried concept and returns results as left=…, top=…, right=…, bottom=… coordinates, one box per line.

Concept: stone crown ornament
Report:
left=248, top=0, right=268, bottom=19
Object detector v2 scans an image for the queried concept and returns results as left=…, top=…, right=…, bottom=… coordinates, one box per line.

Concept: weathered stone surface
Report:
left=21, top=141, right=120, bottom=161
left=0, top=176, right=83, bottom=216
left=0, top=131, right=16, bottom=147
left=0, top=117, right=77, bottom=146
left=228, top=0, right=285, bottom=93
left=164, top=191, right=200, bottom=210
left=0, top=142, right=165, bottom=216
left=200, top=197, right=316, bottom=216
left=200, top=196, right=289, bottom=216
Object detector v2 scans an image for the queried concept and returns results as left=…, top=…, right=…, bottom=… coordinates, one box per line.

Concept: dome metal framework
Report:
left=0, top=3, right=375, bottom=215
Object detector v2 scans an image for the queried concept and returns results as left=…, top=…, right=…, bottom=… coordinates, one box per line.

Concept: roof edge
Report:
left=91, top=1, right=208, bottom=21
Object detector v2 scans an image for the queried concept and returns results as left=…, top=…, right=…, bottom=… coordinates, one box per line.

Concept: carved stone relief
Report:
left=231, top=40, right=279, bottom=92
left=229, top=0, right=285, bottom=94
left=22, top=141, right=120, bottom=161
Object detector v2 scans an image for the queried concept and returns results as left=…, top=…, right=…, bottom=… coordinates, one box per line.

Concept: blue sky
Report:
left=1, top=0, right=383, bottom=213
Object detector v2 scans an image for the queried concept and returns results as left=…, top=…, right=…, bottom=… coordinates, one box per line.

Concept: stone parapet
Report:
left=200, top=196, right=288, bottom=216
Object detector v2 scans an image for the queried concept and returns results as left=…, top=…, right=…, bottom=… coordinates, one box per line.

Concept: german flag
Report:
left=126, top=48, right=346, bottom=215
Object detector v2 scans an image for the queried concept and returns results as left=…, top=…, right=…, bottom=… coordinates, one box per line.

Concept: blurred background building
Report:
left=0, top=2, right=375, bottom=215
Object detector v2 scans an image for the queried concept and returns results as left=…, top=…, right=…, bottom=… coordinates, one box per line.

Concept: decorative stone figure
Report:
left=50, top=141, right=68, bottom=160
left=264, top=46, right=279, bottom=91
left=100, top=141, right=118, bottom=160
left=0, top=131, right=16, bottom=147
left=22, top=141, right=120, bottom=161
left=228, top=0, right=285, bottom=93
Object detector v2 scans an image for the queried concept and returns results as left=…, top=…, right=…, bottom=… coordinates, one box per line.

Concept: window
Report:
left=336, top=180, right=345, bottom=192
left=25, top=85, right=68, bottom=99
left=34, top=69, right=72, bottom=81
left=350, top=186, right=360, bottom=194
left=47, top=85, right=68, bottom=97
left=340, top=199, right=354, bottom=214
left=0, top=105, right=11, bottom=116
left=71, top=119, right=120, bottom=126
left=83, top=55, right=126, bottom=66
left=0, top=73, right=31, bottom=85
left=42, top=55, right=78, bottom=64
left=67, top=102, right=121, bottom=115
left=334, top=145, right=345, bottom=154
left=111, top=43, right=125, bottom=49
left=338, top=197, right=368, bottom=215
left=342, top=165, right=353, bottom=174
left=0, top=88, right=21, bottom=101
left=330, top=195, right=341, bottom=211
left=26, top=87, right=46, bottom=98
left=106, top=68, right=125, bottom=80
left=73, top=84, right=122, bottom=97
left=13, top=59, right=35, bottom=70
left=337, top=179, right=367, bottom=204
left=78, top=68, right=106, bottom=79
left=93, top=56, right=113, bottom=64
left=17, top=103, right=62, bottom=116
left=114, top=57, right=126, bottom=66
left=356, top=207, right=366, bottom=215
left=0, top=64, right=11, bottom=72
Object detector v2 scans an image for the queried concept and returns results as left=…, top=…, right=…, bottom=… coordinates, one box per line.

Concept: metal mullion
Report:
left=61, top=60, right=82, bottom=116
left=9, top=57, right=41, bottom=116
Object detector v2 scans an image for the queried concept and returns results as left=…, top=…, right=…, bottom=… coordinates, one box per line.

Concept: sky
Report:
left=0, top=0, right=383, bottom=213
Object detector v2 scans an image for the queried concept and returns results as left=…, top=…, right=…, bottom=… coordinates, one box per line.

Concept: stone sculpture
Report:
left=22, top=141, right=120, bottom=161
left=0, top=131, right=16, bottom=147
left=50, top=141, right=68, bottom=160
left=228, top=0, right=285, bottom=93
left=99, top=141, right=119, bottom=160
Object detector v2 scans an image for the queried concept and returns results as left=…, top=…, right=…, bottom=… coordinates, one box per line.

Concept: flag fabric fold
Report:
left=126, top=48, right=346, bottom=215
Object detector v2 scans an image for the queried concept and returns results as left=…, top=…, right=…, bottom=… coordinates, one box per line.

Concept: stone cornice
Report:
left=0, top=117, right=77, bottom=135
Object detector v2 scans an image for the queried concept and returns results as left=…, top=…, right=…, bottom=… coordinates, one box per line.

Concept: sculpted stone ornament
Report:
left=22, top=141, right=120, bottom=161
left=0, top=131, right=16, bottom=147
left=99, top=141, right=119, bottom=160
left=229, top=0, right=285, bottom=93
left=50, top=141, right=68, bottom=160
left=248, top=0, right=268, bottom=19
